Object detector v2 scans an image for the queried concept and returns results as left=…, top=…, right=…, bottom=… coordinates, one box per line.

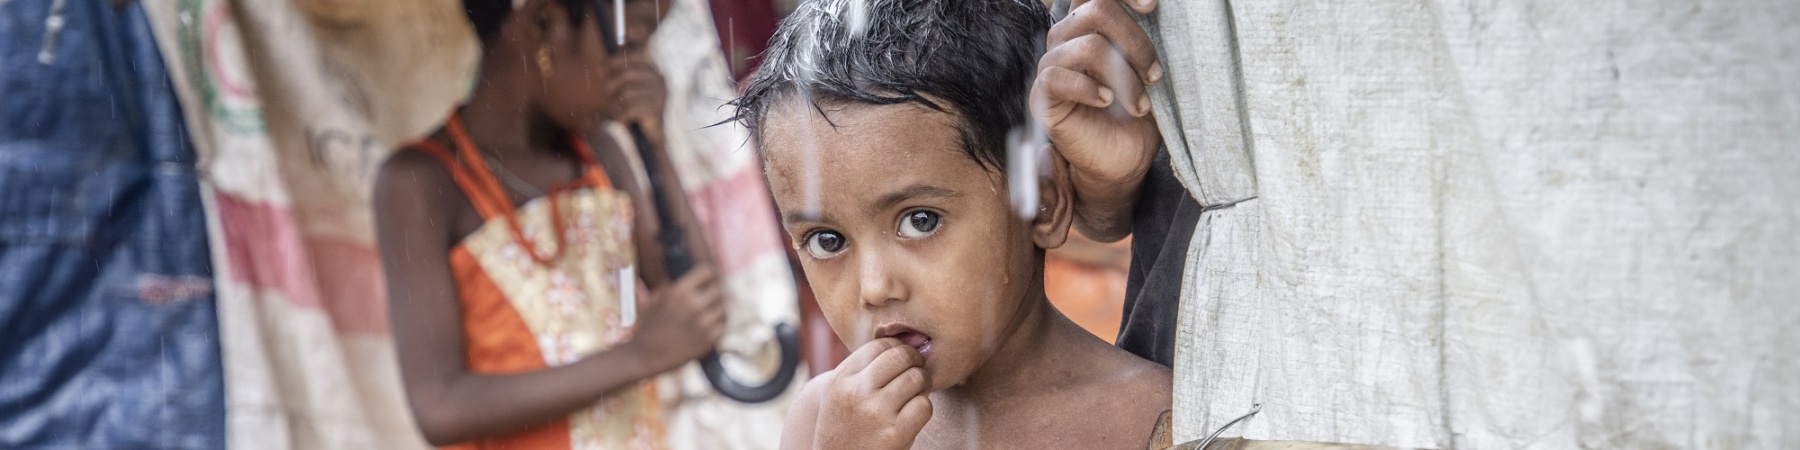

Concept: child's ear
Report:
left=1031, top=150, right=1076, bottom=250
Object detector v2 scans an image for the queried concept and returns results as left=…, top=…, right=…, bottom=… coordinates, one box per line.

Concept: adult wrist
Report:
left=1072, top=159, right=1150, bottom=192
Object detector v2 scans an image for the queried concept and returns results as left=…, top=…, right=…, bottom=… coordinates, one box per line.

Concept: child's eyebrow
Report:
left=782, top=210, right=823, bottom=225
left=867, top=184, right=960, bottom=216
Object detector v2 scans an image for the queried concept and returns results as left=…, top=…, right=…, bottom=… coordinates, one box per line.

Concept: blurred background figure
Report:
left=372, top=0, right=729, bottom=447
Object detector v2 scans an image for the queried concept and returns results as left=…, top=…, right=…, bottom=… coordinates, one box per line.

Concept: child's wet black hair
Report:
left=731, top=0, right=1055, bottom=171
left=464, top=0, right=597, bottom=42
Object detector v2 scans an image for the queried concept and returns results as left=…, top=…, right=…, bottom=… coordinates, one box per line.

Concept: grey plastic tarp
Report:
left=1145, top=1, right=1800, bottom=448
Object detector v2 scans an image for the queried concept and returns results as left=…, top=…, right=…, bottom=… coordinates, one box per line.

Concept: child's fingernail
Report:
left=1146, top=62, right=1164, bottom=83
left=1098, top=87, right=1114, bottom=106
left=1137, top=93, right=1152, bottom=116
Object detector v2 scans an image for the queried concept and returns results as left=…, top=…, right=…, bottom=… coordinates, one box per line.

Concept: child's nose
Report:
left=855, top=249, right=907, bottom=308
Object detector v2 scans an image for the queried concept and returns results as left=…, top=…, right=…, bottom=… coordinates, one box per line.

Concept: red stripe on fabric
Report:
left=214, top=191, right=389, bottom=335
left=690, top=165, right=784, bottom=276
left=307, top=238, right=390, bottom=334
left=217, top=192, right=320, bottom=308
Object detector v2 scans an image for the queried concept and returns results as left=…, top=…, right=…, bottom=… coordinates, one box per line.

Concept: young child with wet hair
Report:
left=732, top=0, right=1172, bottom=448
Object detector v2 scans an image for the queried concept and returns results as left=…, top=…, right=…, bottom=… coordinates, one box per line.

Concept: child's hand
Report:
left=1031, top=0, right=1163, bottom=241
left=812, top=338, right=932, bottom=450
left=628, top=266, right=726, bottom=373
left=602, top=51, right=669, bottom=148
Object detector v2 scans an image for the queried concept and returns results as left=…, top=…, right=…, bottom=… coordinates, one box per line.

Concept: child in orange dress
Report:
left=373, top=0, right=723, bottom=448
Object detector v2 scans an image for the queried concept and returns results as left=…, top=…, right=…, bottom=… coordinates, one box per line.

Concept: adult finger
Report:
left=1067, top=0, right=1161, bottom=20
left=1122, top=0, right=1157, bottom=15
left=1040, top=33, right=1150, bottom=117
left=1036, top=65, right=1112, bottom=111
left=1048, top=0, right=1162, bottom=85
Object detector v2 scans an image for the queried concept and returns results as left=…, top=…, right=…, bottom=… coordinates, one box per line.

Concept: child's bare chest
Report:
left=911, top=400, right=1159, bottom=450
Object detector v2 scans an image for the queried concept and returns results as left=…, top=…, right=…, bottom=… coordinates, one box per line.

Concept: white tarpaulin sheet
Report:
left=1150, top=1, right=1800, bottom=448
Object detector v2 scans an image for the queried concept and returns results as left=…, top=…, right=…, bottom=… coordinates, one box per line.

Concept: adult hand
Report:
left=1031, top=0, right=1163, bottom=241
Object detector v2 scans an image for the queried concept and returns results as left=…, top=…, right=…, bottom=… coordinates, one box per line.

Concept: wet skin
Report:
left=763, top=100, right=1173, bottom=449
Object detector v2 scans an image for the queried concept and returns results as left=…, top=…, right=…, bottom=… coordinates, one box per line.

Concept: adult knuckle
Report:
left=1067, top=0, right=1100, bottom=22
left=1073, top=34, right=1109, bottom=54
left=1046, top=19, right=1084, bottom=44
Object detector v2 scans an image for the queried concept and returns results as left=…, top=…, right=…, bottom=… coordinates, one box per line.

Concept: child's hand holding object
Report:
left=628, top=266, right=727, bottom=373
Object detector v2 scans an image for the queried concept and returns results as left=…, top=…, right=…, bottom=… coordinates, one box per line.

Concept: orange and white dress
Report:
left=410, top=115, right=665, bottom=450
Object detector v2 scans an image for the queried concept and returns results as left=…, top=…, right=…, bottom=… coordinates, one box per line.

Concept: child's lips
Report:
left=895, top=331, right=932, bottom=355
left=875, top=324, right=934, bottom=357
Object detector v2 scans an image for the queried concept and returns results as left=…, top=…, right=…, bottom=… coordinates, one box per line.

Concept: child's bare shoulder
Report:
left=1103, top=347, right=1173, bottom=405
left=779, top=369, right=837, bottom=450
left=1062, top=344, right=1174, bottom=448
left=375, top=144, right=455, bottom=199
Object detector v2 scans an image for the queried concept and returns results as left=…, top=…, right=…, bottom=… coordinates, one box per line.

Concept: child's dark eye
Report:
left=804, top=230, right=848, bottom=259
left=897, top=210, right=941, bottom=239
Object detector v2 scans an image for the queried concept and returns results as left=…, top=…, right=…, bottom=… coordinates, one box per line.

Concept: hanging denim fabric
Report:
left=0, top=0, right=226, bottom=448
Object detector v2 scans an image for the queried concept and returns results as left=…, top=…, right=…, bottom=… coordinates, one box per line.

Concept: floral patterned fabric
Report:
left=413, top=116, right=665, bottom=450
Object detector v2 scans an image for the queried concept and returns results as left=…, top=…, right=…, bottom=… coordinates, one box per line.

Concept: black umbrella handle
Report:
left=599, top=3, right=801, bottom=403
left=627, top=119, right=802, bottom=404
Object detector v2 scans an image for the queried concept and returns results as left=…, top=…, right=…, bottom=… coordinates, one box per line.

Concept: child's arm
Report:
left=1032, top=0, right=1164, bottom=242
left=782, top=338, right=931, bottom=450
left=595, top=50, right=723, bottom=289
left=375, top=152, right=725, bottom=446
